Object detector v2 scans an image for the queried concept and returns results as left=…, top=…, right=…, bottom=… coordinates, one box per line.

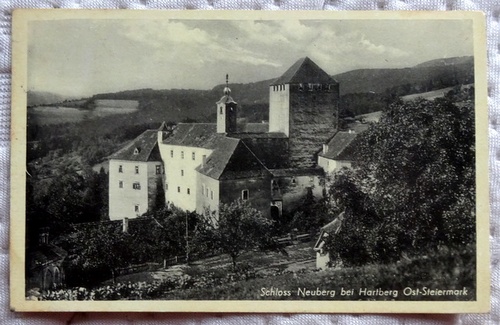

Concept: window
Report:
left=181, top=151, right=184, bottom=159
left=156, top=165, right=162, bottom=175
left=220, top=106, right=223, bottom=114
left=210, top=190, right=214, bottom=200
left=202, top=184, right=204, bottom=194
left=187, top=188, right=190, bottom=195
left=177, top=186, right=181, bottom=193
left=165, top=183, right=168, bottom=191
left=192, top=152, right=195, bottom=160
left=133, top=182, right=141, bottom=190
left=118, top=165, right=123, bottom=173
left=134, top=205, right=140, bottom=213
left=119, top=181, right=123, bottom=188
left=205, top=187, right=209, bottom=197
left=242, top=189, right=249, bottom=201
left=298, top=83, right=304, bottom=92
left=170, top=150, right=174, bottom=158
left=181, top=170, right=184, bottom=176
left=308, top=83, right=313, bottom=91
left=134, top=147, right=140, bottom=155
left=135, top=166, right=139, bottom=174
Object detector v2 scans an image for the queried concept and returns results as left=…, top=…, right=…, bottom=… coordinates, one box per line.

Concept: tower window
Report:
left=177, top=186, right=181, bottom=193
left=118, top=165, right=123, bottom=173
left=170, top=150, right=174, bottom=158
left=134, top=205, right=140, bottom=213
left=133, top=182, right=141, bottom=190
left=205, top=187, right=209, bottom=197
left=181, top=151, right=184, bottom=159
left=210, top=190, right=214, bottom=200
left=220, top=106, right=223, bottom=114
left=187, top=188, right=190, bottom=195
left=192, top=152, right=195, bottom=160
left=156, top=165, right=162, bottom=175
left=135, top=166, right=139, bottom=174
left=165, top=183, right=168, bottom=191
left=242, top=189, right=249, bottom=201
left=181, top=170, right=184, bottom=176
left=119, top=181, right=123, bottom=188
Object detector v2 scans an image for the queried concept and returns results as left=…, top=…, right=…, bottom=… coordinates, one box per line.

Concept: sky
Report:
left=27, top=18, right=474, bottom=98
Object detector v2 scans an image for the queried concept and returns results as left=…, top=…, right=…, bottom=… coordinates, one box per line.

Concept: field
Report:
left=28, top=99, right=139, bottom=125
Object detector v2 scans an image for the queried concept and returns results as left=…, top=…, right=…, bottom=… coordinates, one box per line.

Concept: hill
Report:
left=332, top=56, right=473, bottom=95
left=27, top=91, right=74, bottom=107
left=29, top=56, right=474, bottom=126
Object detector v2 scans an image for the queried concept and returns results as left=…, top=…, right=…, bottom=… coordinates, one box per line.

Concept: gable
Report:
left=108, top=130, right=161, bottom=162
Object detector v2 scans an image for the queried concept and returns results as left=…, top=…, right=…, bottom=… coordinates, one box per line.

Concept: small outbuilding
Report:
left=313, top=212, right=344, bottom=270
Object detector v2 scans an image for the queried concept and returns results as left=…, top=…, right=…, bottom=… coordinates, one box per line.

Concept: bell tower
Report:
left=216, top=74, right=238, bottom=134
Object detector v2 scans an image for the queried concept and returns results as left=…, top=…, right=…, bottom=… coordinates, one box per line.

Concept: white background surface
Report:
left=0, top=1, right=498, bottom=324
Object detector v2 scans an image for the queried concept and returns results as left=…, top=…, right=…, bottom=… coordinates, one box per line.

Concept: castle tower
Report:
left=216, top=74, right=238, bottom=134
left=269, top=57, right=339, bottom=168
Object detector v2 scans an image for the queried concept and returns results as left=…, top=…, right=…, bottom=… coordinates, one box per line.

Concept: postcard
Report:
left=10, top=9, right=489, bottom=313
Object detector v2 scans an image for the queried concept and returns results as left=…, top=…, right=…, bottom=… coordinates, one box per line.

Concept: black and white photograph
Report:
left=10, top=10, right=489, bottom=313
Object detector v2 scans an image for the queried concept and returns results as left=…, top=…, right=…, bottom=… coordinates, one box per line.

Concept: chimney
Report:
left=122, top=217, right=129, bottom=233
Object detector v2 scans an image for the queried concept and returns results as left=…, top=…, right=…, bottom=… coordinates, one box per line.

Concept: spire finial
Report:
left=223, top=74, right=231, bottom=95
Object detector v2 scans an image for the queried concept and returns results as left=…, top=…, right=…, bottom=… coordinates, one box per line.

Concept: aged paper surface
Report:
left=10, top=9, right=489, bottom=313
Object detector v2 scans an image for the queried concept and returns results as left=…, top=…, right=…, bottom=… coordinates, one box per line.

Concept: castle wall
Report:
left=196, top=172, right=220, bottom=216
left=219, top=176, right=272, bottom=219
left=318, top=156, right=352, bottom=174
left=109, top=159, right=162, bottom=220
left=158, top=142, right=213, bottom=211
left=273, top=174, right=324, bottom=215
left=269, top=84, right=290, bottom=135
left=288, top=84, right=339, bottom=168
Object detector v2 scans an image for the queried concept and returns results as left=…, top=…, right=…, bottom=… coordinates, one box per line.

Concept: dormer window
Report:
left=134, top=147, right=140, bottom=155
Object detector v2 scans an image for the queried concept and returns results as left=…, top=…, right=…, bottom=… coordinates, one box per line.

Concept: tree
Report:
left=325, top=95, right=475, bottom=265
left=195, top=200, right=275, bottom=270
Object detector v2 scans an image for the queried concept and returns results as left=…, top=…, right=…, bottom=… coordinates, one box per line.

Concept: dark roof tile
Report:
left=320, top=131, right=358, bottom=161
left=271, top=57, right=338, bottom=86
left=109, top=130, right=161, bottom=162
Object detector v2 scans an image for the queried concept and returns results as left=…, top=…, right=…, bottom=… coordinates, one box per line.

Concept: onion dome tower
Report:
left=216, top=74, right=238, bottom=134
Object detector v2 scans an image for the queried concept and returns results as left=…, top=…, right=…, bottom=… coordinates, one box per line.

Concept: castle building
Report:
left=109, top=57, right=355, bottom=220
left=108, top=130, right=164, bottom=220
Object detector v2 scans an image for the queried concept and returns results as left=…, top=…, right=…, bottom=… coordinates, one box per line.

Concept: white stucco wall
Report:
left=318, top=156, right=352, bottom=174
left=158, top=141, right=213, bottom=211
left=109, top=159, right=160, bottom=220
left=268, top=84, right=290, bottom=136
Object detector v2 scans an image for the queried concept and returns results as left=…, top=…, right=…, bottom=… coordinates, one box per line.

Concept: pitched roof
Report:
left=108, top=130, right=161, bottom=162
left=162, top=123, right=219, bottom=148
left=271, top=57, right=338, bottom=86
left=27, top=244, right=67, bottom=269
left=270, top=167, right=324, bottom=177
left=319, top=131, right=358, bottom=161
left=196, top=138, right=270, bottom=180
